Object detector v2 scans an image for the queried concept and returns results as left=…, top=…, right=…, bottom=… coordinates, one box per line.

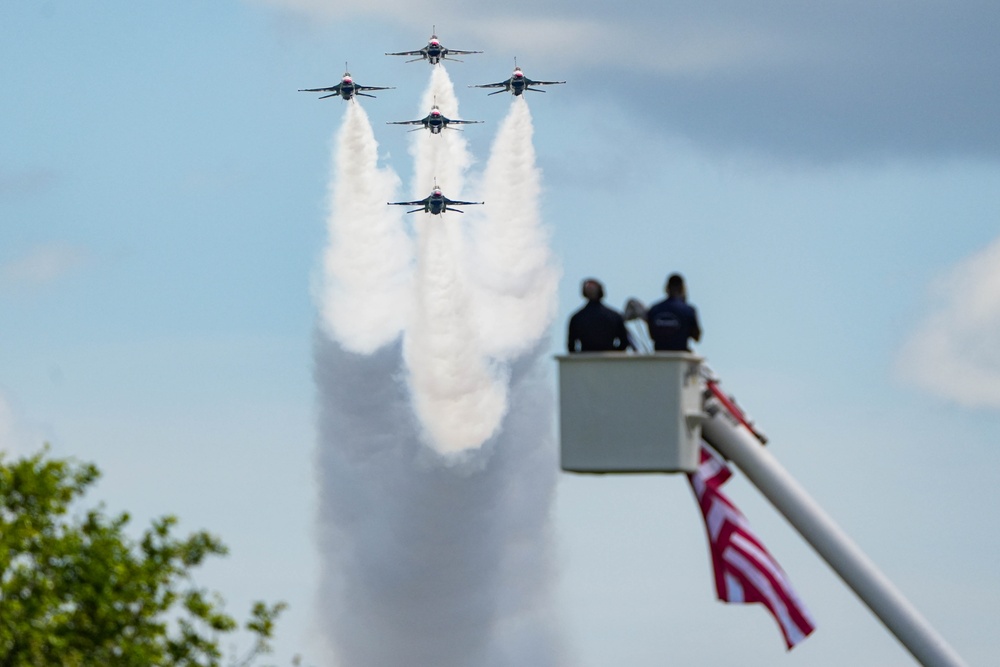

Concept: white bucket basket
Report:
left=557, top=353, right=705, bottom=473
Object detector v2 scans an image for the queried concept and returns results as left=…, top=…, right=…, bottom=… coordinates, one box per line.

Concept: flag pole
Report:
left=701, top=407, right=967, bottom=667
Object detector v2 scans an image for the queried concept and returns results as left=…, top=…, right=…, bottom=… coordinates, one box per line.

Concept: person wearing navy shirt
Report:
left=567, top=278, right=631, bottom=352
left=646, top=273, right=702, bottom=352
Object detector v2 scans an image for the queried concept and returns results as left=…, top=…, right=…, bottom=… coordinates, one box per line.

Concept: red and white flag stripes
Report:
left=688, top=445, right=817, bottom=649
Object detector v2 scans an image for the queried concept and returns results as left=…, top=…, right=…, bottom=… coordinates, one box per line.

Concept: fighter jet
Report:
left=387, top=105, right=483, bottom=134
left=386, top=28, right=482, bottom=65
left=388, top=184, right=483, bottom=214
left=470, top=62, right=565, bottom=96
left=298, top=68, right=394, bottom=100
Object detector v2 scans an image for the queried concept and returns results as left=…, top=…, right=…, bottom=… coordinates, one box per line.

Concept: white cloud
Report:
left=897, top=236, right=1000, bottom=409
left=249, top=0, right=783, bottom=74
left=0, top=243, right=87, bottom=290
left=459, top=18, right=783, bottom=74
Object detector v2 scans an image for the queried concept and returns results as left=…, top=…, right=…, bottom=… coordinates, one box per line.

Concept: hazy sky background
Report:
left=3, top=1, right=999, bottom=665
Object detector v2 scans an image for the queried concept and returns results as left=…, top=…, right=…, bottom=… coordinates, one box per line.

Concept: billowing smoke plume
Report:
left=404, top=217, right=511, bottom=454
left=319, top=103, right=412, bottom=354
left=469, top=97, right=559, bottom=359
left=314, top=67, right=564, bottom=666
left=315, top=338, right=562, bottom=667
left=402, top=66, right=511, bottom=454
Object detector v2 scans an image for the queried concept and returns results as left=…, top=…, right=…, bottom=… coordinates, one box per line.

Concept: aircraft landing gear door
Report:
left=557, top=353, right=705, bottom=474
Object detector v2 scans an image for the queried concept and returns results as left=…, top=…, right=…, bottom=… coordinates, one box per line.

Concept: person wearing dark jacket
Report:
left=646, top=273, right=701, bottom=352
left=567, top=278, right=632, bottom=352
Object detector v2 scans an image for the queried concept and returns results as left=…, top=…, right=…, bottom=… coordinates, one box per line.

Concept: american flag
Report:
left=688, top=445, right=817, bottom=649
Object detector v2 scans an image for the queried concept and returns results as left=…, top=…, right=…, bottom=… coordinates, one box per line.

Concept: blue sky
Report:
left=3, top=2, right=1000, bottom=665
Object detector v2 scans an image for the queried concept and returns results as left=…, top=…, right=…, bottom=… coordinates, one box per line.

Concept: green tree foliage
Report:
left=0, top=449, right=286, bottom=666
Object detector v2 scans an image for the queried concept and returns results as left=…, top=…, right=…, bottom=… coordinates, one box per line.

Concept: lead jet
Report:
left=388, top=184, right=483, bottom=214
left=387, top=105, right=483, bottom=134
left=386, top=28, right=482, bottom=65
left=470, top=63, right=565, bottom=96
left=298, top=68, right=394, bottom=100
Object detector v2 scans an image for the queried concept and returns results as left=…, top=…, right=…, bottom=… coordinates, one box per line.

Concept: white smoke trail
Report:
left=313, top=67, right=564, bottom=666
left=404, top=217, right=509, bottom=454
left=402, top=67, right=508, bottom=455
left=319, top=102, right=412, bottom=354
left=410, top=66, right=473, bottom=196
left=469, top=97, right=560, bottom=359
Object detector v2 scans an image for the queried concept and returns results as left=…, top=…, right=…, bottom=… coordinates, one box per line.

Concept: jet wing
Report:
left=357, top=85, right=395, bottom=92
left=386, top=119, right=424, bottom=126
left=525, top=79, right=566, bottom=86
left=385, top=50, right=423, bottom=57
left=388, top=199, right=431, bottom=214
left=440, top=199, right=483, bottom=214
left=448, top=119, right=483, bottom=125
left=447, top=49, right=483, bottom=56
left=470, top=80, right=509, bottom=89
left=299, top=85, right=341, bottom=92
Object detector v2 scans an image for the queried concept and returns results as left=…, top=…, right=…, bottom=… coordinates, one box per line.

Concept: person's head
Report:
left=582, top=278, right=604, bottom=302
left=666, top=273, right=686, bottom=299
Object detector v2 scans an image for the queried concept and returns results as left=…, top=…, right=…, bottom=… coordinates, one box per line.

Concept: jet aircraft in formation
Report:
left=386, top=28, right=482, bottom=65
left=389, top=184, right=483, bottom=214
left=302, top=37, right=566, bottom=103
left=471, top=62, right=565, bottom=96
left=298, top=68, right=394, bottom=101
left=387, top=105, right=483, bottom=133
